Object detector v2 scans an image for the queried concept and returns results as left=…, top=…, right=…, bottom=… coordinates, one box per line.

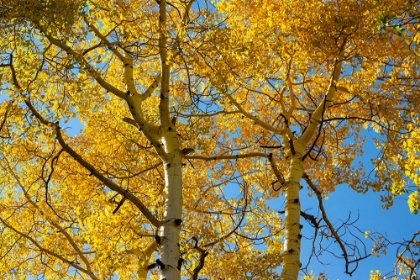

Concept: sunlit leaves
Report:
left=408, top=191, right=419, bottom=214
left=0, top=0, right=420, bottom=279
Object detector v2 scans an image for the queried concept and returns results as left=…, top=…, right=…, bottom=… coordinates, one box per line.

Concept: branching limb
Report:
left=300, top=210, right=320, bottom=229
left=11, top=21, right=163, bottom=158
left=122, top=117, right=139, bottom=128
left=43, top=147, right=67, bottom=220
left=8, top=54, right=22, bottom=91
left=139, top=75, right=161, bottom=102
left=218, top=87, right=284, bottom=134
left=0, top=99, right=13, bottom=139
left=303, top=172, right=374, bottom=276
left=24, top=100, right=161, bottom=227
left=191, top=237, right=209, bottom=280
left=0, top=216, right=99, bottom=280
left=84, top=17, right=158, bottom=104
left=36, top=21, right=165, bottom=159
left=175, top=110, right=241, bottom=118
left=110, top=161, right=162, bottom=180
left=268, top=153, right=285, bottom=186
left=112, top=194, right=127, bottom=214
left=127, top=240, right=158, bottom=278
left=187, top=152, right=272, bottom=161
left=38, top=29, right=127, bottom=100
left=158, top=0, right=171, bottom=127
left=0, top=158, right=97, bottom=279
left=303, top=95, right=327, bottom=161
left=123, top=111, right=166, bottom=158
left=83, top=17, right=125, bottom=61
left=303, top=172, right=351, bottom=272
left=8, top=48, right=166, bottom=192
left=395, top=230, right=420, bottom=278
left=203, top=185, right=248, bottom=248
left=189, top=152, right=286, bottom=190
left=299, top=45, right=346, bottom=146
left=285, top=59, right=296, bottom=119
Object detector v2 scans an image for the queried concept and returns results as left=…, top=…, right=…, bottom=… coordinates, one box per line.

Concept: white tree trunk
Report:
left=159, top=130, right=183, bottom=280
left=281, top=155, right=304, bottom=280
left=280, top=53, right=344, bottom=279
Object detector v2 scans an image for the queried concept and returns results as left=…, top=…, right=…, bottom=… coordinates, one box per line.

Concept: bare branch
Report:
left=187, top=152, right=272, bottom=161
left=191, top=237, right=209, bottom=280
left=303, top=172, right=371, bottom=276
left=268, top=153, right=285, bottom=186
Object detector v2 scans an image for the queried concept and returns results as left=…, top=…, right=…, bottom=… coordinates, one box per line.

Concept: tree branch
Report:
left=0, top=216, right=100, bottom=280
left=299, top=48, right=346, bottom=146
left=187, top=152, right=272, bottom=161
left=25, top=100, right=161, bottom=228
left=38, top=28, right=127, bottom=100
left=303, top=172, right=355, bottom=275
left=219, top=87, right=285, bottom=135
left=0, top=157, right=95, bottom=276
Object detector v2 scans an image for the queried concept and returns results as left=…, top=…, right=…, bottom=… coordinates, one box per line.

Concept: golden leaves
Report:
left=408, top=191, right=419, bottom=214
left=0, top=0, right=420, bottom=279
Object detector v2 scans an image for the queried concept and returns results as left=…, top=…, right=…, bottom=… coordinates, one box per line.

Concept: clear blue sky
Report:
left=299, top=184, right=420, bottom=279
left=296, top=130, right=420, bottom=279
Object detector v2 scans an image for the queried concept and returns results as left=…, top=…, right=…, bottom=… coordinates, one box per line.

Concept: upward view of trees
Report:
left=0, top=0, right=419, bottom=279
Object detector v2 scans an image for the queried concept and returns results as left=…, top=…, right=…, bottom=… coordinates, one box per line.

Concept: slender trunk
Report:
left=159, top=130, right=183, bottom=280
left=280, top=54, right=344, bottom=279
left=156, top=0, right=182, bottom=276
left=281, top=155, right=304, bottom=280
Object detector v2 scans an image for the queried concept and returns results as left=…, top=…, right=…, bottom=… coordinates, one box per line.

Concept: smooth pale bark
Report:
left=280, top=145, right=305, bottom=280
left=280, top=55, right=344, bottom=279
left=159, top=130, right=183, bottom=280
left=156, top=0, right=183, bottom=277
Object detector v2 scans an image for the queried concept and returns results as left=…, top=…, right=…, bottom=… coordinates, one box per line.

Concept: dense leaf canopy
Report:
left=0, top=0, right=419, bottom=279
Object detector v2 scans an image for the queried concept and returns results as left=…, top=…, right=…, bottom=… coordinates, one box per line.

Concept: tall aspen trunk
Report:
left=155, top=0, right=183, bottom=276
left=159, top=130, right=183, bottom=280
left=281, top=155, right=304, bottom=280
left=279, top=56, right=344, bottom=279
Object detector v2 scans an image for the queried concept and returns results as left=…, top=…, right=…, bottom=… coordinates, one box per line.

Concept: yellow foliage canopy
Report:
left=0, top=0, right=419, bottom=279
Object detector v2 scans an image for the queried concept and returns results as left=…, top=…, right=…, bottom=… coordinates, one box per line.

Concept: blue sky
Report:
left=296, top=130, right=420, bottom=279
left=299, top=184, right=420, bottom=279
